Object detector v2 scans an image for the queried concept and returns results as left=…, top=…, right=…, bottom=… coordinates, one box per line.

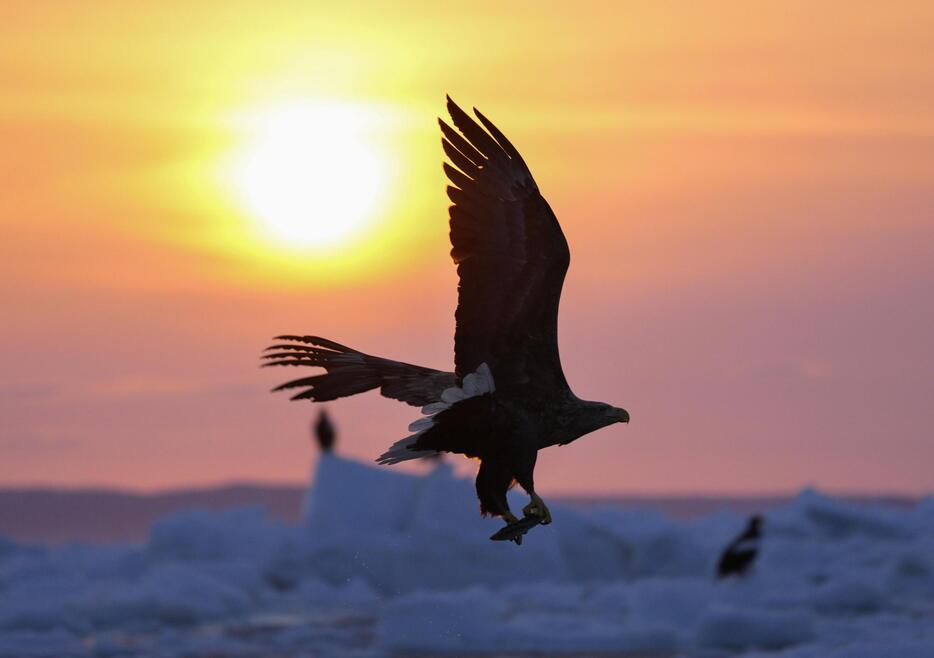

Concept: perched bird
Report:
left=717, top=515, right=763, bottom=578
left=313, top=409, right=336, bottom=454
left=263, top=97, right=629, bottom=535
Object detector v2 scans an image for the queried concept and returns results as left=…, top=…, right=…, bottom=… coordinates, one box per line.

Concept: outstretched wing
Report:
left=263, top=335, right=456, bottom=407
left=441, top=97, right=570, bottom=394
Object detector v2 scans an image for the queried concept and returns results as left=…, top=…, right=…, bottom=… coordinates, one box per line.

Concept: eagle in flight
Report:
left=264, top=97, right=629, bottom=539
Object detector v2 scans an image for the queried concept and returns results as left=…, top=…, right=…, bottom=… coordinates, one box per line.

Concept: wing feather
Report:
left=442, top=97, right=570, bottom=393
left=263, top=336, right=456, bottom=406
left=442, top=139, right=480, bottom=177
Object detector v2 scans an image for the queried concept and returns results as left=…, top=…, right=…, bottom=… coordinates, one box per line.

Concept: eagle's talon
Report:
left=523, top=494, right=552, bottom=524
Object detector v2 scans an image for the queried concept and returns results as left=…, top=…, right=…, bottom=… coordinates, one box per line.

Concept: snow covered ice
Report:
left=1, top=456, right=932, bottom=657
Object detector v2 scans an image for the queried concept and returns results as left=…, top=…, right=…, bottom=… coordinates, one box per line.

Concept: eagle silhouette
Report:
left=263, top=97, right=629, bottom=540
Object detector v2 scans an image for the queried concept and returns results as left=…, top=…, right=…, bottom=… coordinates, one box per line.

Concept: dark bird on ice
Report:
left=313, top=409, right=337, bottom=454
left=717, top=515, right=763, bottom=578
left=263, top=97, right=630, bottom=536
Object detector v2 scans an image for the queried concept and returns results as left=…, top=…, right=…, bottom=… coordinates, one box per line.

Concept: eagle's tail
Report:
left=375, top=435, right=438, bottom=465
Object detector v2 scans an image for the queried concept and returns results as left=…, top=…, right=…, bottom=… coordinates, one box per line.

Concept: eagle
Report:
left=717, top=515, right=763, bottom=578
left=263, top=97, right=629, bottom=537
left=312, top=409, right=336, bottom=454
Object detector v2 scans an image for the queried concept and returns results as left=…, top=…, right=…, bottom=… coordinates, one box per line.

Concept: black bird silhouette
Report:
left=717, top=515, right=763, bottom=578
left=313, top=409, right=336, bottom=454
left=263, top=97, right=629, bottom=538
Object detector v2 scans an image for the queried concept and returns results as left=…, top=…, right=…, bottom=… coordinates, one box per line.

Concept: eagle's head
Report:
left=592, top=401, right=630, bottom=425
left=566, top=400, right=629, bottom=441
left=611, top=405, right=630, bottom=424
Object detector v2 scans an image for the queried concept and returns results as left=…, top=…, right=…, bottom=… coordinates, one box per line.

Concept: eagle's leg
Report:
left=523, top=491, right=552, bottom=525
left=477, top=457, right=520, bottom=527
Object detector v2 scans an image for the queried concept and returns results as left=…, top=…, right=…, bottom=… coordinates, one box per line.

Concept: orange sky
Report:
left=2, top=1, right=933, bottom=494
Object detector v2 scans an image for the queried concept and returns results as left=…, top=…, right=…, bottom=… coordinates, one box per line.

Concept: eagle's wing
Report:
left=263, top=335, right=457, bottom=407
left=441, top=97, right=571, bottom=394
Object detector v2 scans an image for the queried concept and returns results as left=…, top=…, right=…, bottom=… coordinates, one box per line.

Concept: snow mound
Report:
left=1, top=456, right=932, bottom=656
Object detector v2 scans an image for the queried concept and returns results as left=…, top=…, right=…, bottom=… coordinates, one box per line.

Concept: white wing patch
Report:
left=376, top=363, right=494, bottom=465
left=412, top=362, right=494, bottom=429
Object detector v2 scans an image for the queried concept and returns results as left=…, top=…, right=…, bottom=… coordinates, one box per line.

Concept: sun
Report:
left=226, top=101, right=391, bottom=250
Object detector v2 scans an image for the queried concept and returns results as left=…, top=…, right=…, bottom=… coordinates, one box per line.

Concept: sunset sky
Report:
left=2, top=1, right=932, bottom=495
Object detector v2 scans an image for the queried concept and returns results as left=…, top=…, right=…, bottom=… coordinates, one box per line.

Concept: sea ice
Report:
left=0, top=455, right=931, bottom=657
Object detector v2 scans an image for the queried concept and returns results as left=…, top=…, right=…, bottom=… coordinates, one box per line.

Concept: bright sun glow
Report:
left=227, top=101, right=390, bottom=250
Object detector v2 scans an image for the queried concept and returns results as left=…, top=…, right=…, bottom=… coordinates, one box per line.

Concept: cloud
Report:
left=0, top=431, right=83, bottom=455
left=732, top=358, right=834, bottom=384
left=72, top=376, right=259, bottom=401
left=0, top=383, right=59, bottom=401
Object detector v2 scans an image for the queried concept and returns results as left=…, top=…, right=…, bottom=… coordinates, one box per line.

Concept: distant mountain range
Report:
left=0, top=484, right=917, bottom=544
left=0, top=484, right=304, bottom=544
